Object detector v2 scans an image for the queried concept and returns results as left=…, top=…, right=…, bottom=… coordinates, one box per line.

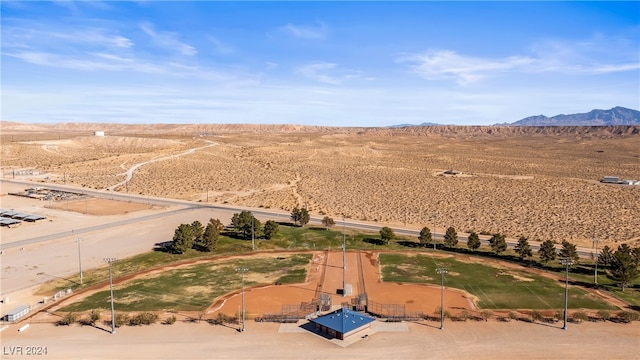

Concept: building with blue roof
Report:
left=310, top=308, right=375, bottom=340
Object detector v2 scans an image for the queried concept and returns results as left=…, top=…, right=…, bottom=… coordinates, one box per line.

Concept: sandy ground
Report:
left=2, top=125, right=639, bottom=248
left=1, top=317, right=638, bottom=359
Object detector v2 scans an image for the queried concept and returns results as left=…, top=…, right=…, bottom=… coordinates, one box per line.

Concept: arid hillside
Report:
left=1, top=122, right=639, bottom=247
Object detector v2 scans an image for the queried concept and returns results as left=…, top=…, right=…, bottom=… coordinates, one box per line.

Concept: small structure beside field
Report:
left=94, top=131, right=105, bottom=136
left=309, top=308, right=374, bottom=340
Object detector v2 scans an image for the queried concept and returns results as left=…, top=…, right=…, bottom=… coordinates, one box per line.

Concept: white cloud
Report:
left=398, top=50, right=535, bottom=85
left=297, top=62, right=360, bottom=85
left=140, top=22, right=197, bottom=56
left=280, top=23, right=327, bottom=39
left=401, top=33, right=639, bottom=85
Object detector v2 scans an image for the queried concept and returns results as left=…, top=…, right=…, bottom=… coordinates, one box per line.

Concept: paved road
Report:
left=1, top=179, right=595, bottom=257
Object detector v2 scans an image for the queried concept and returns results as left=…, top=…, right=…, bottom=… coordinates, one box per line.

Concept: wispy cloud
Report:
left=400, top=34, right=639, bottom=85
left=280, top=23, right=327, bottom=39
left=398, top=50, right=534, bottom=85
left=297, top=62, right=360, bottom=85
left=140, top=22, right=197, bottom=56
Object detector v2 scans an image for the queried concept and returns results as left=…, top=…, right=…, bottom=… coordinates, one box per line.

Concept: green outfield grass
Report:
left=44, top=222, right=637, bottom=312
left=379, top=253, right=617, bottom=310
left=61, top=254, right=311, bottom=312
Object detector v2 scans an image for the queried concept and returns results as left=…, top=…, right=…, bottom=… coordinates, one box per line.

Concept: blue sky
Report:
left=2, top=1, right=639, bottom=126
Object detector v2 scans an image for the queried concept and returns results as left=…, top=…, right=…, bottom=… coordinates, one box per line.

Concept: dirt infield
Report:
left=211, top=251, right=473, bottom=317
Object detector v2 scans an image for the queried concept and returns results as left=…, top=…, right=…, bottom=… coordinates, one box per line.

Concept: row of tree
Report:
left=171, top=218, right=224, bottom=253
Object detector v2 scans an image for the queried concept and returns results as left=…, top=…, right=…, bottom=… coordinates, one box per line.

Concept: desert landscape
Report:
left=1, top=123, right=639, bottom=360
left=1, top=123, right=639, bottom=248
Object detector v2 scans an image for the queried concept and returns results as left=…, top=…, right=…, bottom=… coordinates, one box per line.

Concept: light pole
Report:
left=560, top=258, right=574, bottom=330
left=251, top=216, right=255, bottom=251
left=342, top=216, right=346, bottom=296
left=593, top=237, right=599, bottom=285
left=432, top=213, right=438, bottom=250
left=104, top=258, right=117, bottom=334
left=236, top=267, right=248, bottom=332
left=436, top=267, right=448, bottom=330
left=76, top=238, right=83, bottom=286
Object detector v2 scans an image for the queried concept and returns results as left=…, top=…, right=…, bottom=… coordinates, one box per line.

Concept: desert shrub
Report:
left=554, top=311, right=563, bottom=322
left=596, top=310, right=611, bottom=322
left=571, top=311, right=588, bottom=323
left=616, top=311, right=640, bottom=324
left=508, top=312, right=519, bottom=321
left=57, top=312, right=77, bottom=326
left=210, top=313, right=238, bottom=325
left=164, top=315, right=177, bottom=325
left=114, top=313, right=129, bottom=328
left=129, top=312, right=159, bottom=326
left=89, top=309, right=101, bottom=325
left=530, top=310, right=543, bottom=322
left=460, top=310, right=471, bottom=321
left=481, top=310, right=493, bottom=322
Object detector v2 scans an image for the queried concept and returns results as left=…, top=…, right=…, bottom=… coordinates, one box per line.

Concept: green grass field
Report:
left=379, top=253, right=616, bottom=310
left=61, top=254, right=311, bottom=312
left=46, top=222, right=638, bottom=313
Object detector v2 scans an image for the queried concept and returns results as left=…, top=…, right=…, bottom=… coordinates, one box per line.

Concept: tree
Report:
left=443, top=227, right=458, bottom=248
left=171, top=223, right=193, bottom=254
left=202, top=218, right=223, bottom=252
left=231, top=211, right=260, bottom=239
left=598, top=245, right=614, bottom=269
left=418, top=227, right=433, bottom=248
left=291, top=207, right=310, bottom=226
left=514, top=236, right=533, bottom=261
left=632, top=247, right=640, bottom=267
left=558, top=241, right=579, bottom=263
left=538, top=240, right=557, bottom=265
left=321, top=216, right=335, bottom=230
left=467, top=232, right=481, bottom=252
left=191, top=220, right=204, bottom=249
left=263, top=220, right=279, bottom=240
left=379, top=226, right=395, bottom=245
left=299, top=208, right=310, bottom=226
left=608, top=244, right=640, bottom=291
left=489, top=233, right=507, bottom=255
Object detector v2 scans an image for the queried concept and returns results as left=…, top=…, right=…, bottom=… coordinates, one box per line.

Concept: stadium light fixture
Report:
left=236, top=267, right=249, bottom=332
left=436, top=267, right=448, bottom=330
left=104, top=258, right=117, bottom=334
left=560, top=258, right=574, bottom=330
left=76, top=238, right=83, bottom=286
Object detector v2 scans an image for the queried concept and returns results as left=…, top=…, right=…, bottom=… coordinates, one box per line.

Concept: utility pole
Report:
left=432, top=213, right=438, bottom=250
left=104, top=258, right=117, bottom=334
left=236, top=268, right=248, bottom=332
left=342, top=215, right=346, bottom=296
left=76, top=238, right=83, bottom=285
left=560, top=258, right=574, bottom=330
left=593, top=237, right=599, bottom=285
left=436, top=267, right=448, bottom=330
left=251, top=215, right=255, bottom=251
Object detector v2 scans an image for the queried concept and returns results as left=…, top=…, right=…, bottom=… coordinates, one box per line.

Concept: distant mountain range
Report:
left=388, top=122, right=443, bottom=128
left=510, top=106, right=640, bottom=126
left=390, top=106, right=640, bottom=127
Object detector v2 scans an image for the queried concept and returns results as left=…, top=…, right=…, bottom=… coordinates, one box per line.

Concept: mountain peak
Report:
left=511, top=107, right=640, bottom=126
